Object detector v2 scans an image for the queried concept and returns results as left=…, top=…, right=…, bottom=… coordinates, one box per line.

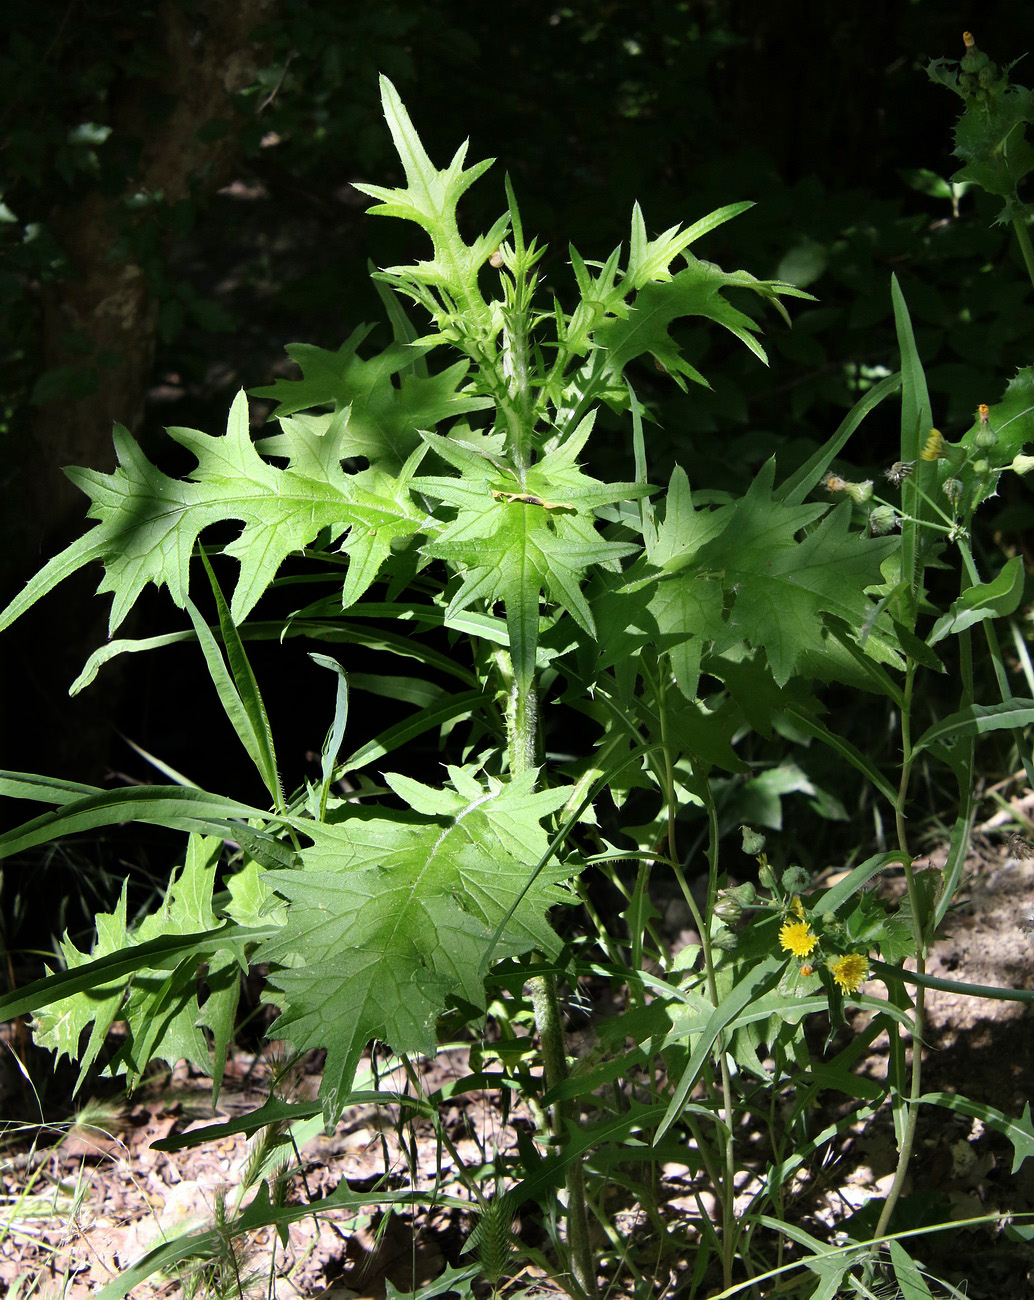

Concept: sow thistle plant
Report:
left=4, top=60, right=1034, bottom=1299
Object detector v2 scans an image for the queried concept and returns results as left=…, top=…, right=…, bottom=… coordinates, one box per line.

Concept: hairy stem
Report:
left=499, top=384, right=595, bottom=1300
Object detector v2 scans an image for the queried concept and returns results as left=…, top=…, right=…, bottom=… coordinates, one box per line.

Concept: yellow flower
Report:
left=779, top=919, right=817, bottom=958
left=921, top=429, right=945, bottom=461
left=828, top=953, right=868, bottom=994
left=789, top=895, right=806, bottom=919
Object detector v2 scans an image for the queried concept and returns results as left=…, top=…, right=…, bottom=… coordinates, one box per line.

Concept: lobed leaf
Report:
left=251, top=336, right=491, bottom=472
left=0, top=390, right=438, bottom=638
left=695, top=461, right=898, bottom=685
left=595, top=261, right=807, bottom=390
left=256, top=767, right=575, bottom=1122
left=30, top=836, right=268, bottom=1099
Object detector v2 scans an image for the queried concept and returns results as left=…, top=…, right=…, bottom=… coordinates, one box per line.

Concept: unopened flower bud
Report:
left=729, top=882, right=756, bottom=905
left=713, top=894, right=743, bottom=923
left=757, top=862, right=777, bottom=890
left=868, top=504, right=900, bottom=535
left=943, top=477, right=963, bottom=503
left=741, top=826, right=766, bottom=856
left=972, top=457, right=991, bottom=476
left=711, top=927, right=739, bottom=951
left=782, top=866, right=811, bottom=894
left=1012, top=454, right=1034, bottom=476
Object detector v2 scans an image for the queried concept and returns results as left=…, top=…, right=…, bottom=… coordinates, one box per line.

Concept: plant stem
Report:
left=528, top=972, right=596, bottom=1300
left=524, top=906, right=596, bottom=1291
left=499, top=181, right=537, bottom=475
left=875, top=661, right=924, bottom=1243
left=511, top=679, right=539, bottom=776
left=500, top=300, right=534, bottom=475
left=1013, top=216, right=1034, bottom=296
left=958, top=538, right=1034, bottom=795
left=500, top=450, right=595, bottom=1300
left=652, top=666, right=738, bottom=1292
left=873, top=911, right=926, bottom=1244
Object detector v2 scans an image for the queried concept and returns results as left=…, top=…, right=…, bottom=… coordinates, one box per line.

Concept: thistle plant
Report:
left=2, top=65, right=1034, bottom=1299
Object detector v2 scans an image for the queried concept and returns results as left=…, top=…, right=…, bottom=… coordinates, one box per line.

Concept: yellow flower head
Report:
left=790, top=895, right=806, bottom=919
left=921, top=429, right=945, bottom=462
left=779, top=919, right=817, bottom=959
left=828, top=953, right=868, bottom=994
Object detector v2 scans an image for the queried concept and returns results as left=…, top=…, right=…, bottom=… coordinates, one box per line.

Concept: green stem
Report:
left=512, top=678, right=538, bottom=776
left=498, top=185, right=538, bottom=475
left=958, top=537, right=1034, bottom=794
left=875, top=661, right=924, bottom=1243
left=502, top=472, right=595, bottom=1300
left=875, top=572, right=981, bottom=1243
left=1012, top=216, right=1034, bottom=296
left=652, top=666, right=738, bottom=1293
left=528, top=973, right=595, bottom=1300
left=872, top=911, right=925, bottom=1244
left=501, top=304, right=534, bottom=475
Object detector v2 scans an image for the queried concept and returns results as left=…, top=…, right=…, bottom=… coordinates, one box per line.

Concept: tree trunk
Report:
left=24, top=0, right=277, bottom=554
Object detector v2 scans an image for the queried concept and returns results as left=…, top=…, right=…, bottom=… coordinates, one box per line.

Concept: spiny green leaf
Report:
left=4, top=390, right=438, bottom=636
left=591, top=560, right=723, bottom=700
left=414, top=430, right=642, bottom=690
left=31, top=885, right=132, bottom=1086
left=695, top=461, right=898, bottom=685
left=950, top=67, right=1034, bottom=218
left=648, top=465, right=733, bottom=568
left=33, top=836, right=251, bottom=1097
left=355, top=76, right=495, bottom=238
left=65, top=394, right=344, bottom=627
left=650, top=576, right=722, bottom=699
left=255, top=768, right=574, bottom=1122
left=623, top=200, right=753, bottom=291
left=251, top=335, right=491, bottom=472
left=249, top=325, right=377, bottom=413
left=430, top=499, right=636, bottom=693
left=350, top=78, right=503, bottom=340
left=595, top=261, right=806, bottom=390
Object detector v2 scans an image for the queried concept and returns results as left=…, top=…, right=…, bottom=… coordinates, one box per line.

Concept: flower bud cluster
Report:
left=737, top=827, right=871, bottom=994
